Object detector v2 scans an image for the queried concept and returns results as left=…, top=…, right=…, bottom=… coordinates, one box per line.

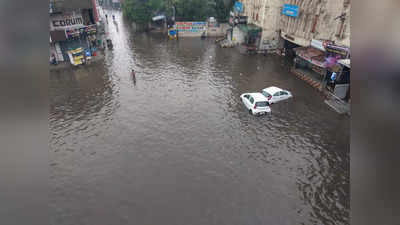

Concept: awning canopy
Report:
left=294, top=46, right=326, bottom=68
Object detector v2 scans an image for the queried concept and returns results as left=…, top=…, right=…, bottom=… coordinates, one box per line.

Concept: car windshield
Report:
left=262, top=91, right=271, bottom=98
left=256, top=101, right=269, bottom=107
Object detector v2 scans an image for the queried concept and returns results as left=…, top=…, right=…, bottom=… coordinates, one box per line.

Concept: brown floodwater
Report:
left=50, top=9, right=349, bottom=225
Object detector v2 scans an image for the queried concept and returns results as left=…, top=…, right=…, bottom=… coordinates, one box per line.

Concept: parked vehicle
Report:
left=261, top=86, right=293, bottom=104
left=240, top=93, right=271, bottom=115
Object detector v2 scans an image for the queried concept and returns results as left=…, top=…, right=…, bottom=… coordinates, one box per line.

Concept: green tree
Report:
left=123, top=0, right=166, bottom=29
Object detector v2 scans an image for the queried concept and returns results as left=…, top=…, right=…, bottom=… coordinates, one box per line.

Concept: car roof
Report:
left=262, top=86, right=283, bottom=94
left=248, top=93, right=268, bottom=102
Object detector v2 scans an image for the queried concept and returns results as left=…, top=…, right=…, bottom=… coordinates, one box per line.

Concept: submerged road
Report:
left=50, top=9, right=349, bottom=225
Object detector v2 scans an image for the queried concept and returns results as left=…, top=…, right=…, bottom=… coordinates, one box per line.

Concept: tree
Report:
left=123, top=0, right=165, bottom=30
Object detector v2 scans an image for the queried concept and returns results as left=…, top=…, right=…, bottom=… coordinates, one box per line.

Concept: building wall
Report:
left=50, top=0, right=93, bottom=12
left=241, top=0, right=282, bottom=49
left=280, top=0, right=350, bottom=47
left=239, top=0, right=350, bottom=49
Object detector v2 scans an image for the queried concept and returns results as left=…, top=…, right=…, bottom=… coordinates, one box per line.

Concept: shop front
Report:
left=237, top=24, right=262, bottom=53
left=323, top=44, right=350, bottom=101
left=50, top=10, right=99, bottom=65
left=293, top=46, right=327, bottom=88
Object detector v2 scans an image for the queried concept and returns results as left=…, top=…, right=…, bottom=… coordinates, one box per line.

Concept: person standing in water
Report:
left=131, top=69, right=136, bottom=83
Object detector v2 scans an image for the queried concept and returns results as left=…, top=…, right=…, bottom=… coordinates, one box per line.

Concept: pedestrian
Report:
left=131, top=69, right=136, bottom=82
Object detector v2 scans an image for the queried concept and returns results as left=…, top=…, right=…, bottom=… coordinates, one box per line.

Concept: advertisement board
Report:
left=234, top=2, right=243, bottom=13
left=175, top=22, right=207, bottom=33
left=282, top=4, right=299, bottom=17
left=50, top=12, right=84, bottom=30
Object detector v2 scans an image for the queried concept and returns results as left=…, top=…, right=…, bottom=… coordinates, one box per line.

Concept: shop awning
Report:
left=238, top=24, right=262, bottom=34
left=294, top=46, right=326, bottom=68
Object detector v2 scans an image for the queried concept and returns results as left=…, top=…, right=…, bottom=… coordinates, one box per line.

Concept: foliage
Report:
left=123, top=0, right=235, bottom=24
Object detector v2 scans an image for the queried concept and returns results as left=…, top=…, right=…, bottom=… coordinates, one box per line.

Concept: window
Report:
left=244, top=94, right=250, bottom=99
left=249, top=96, right=254, bottom=104
left=262, top=91, right=271, bottom=98
left=281, top=91, right=288, bottom=95
left=256, top=101, right=269, bottom=107
left=273, top=92, right=280, bottom=96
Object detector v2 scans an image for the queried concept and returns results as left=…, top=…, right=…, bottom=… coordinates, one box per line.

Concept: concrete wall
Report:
left=207, top=23, right=230, bottom=37
left=241, top=0, right=282, bottom=50
left=280, top=0, right=350, bottom=48
left=240, top=0, right=350, bottom=48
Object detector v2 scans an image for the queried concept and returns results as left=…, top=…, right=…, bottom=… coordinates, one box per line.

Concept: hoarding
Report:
left=234, top=2, right=243, bottom=13
left=175, top=22, right=207, bottom=33
left=282, top=4, right=299, bottom=17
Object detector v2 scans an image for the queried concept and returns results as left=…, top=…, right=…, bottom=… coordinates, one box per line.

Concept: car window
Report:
left=273, top=91, right=280, bottom=96
left=256, top=101, right=269, bottom=107
left=244, top=94, right=249, bottom=99
left=281, top=91, right=288, bottom=95
left=249, top=96, right=254, bottom=104
left=262, top=91, right=271, bottom=98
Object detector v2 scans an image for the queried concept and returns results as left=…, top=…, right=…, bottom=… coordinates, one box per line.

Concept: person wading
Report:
left=131, top=69, right=136, bottom=83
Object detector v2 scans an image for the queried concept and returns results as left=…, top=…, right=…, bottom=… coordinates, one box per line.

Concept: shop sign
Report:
left=237, top=16, right=248, bottom=24
left=51, top=13, right=84, bottom=30
left=234, top=2, right=243, bottom=13
left=326, top=44, right=349, bottom=58
left=283, top=4, right=299, bottom=18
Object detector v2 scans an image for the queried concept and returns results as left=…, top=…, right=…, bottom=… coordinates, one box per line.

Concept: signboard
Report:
left=237, top=16, right=248, bottom=24
left=50, top=12, right=84, bottom=30
left=282, top=4, right=299, bottom=17
left=175, top=22, right=207, bottom=33
left=234, top=2, right=243, bottom=13
left=326, top=44, right=350, bottom=58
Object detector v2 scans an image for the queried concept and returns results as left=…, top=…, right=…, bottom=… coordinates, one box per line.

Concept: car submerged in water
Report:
left=261, top=86, right=293, bottom=104
left=240, top=93, right=271, bottom=116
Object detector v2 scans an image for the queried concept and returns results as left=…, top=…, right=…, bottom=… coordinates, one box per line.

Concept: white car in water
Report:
left=240, top=93, right=271, bottom=115
left=261, top=86, right=293, bottom=104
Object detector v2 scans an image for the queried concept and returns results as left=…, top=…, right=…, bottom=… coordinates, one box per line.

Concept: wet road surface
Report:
left=50, top=9, right=349, bottom=225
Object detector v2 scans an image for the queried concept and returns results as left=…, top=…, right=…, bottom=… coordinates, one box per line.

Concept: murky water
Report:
left=50, top=9, right=349, bottom=225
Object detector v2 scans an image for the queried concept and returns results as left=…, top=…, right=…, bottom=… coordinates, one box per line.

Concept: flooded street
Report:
left=50, top=9, right=349, bottom=225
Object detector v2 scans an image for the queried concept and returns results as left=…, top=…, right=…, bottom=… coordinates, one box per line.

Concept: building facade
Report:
left=241, top=0, right=282, bottom=50
left=280, top=0, right=350, bottom=48
left=49, top=0, right=99, bottom=62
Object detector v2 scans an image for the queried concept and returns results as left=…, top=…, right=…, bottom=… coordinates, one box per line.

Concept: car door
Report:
left=272, top=91, right=281, bottom=103
left=280, top=91, right=289, bottom=101
left=248, top=96, right=255, bottom=110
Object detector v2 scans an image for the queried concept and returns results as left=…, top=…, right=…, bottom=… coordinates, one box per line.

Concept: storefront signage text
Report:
left=326, top=44, right=349, bottom=58
left=52, top=17, right=83, bottom=28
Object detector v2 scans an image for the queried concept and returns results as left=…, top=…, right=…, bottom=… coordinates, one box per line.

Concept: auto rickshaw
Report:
left=67, top=47, right=84, bottom=66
